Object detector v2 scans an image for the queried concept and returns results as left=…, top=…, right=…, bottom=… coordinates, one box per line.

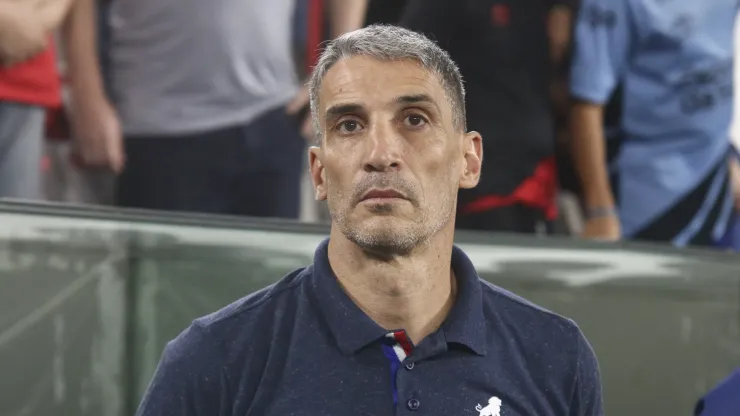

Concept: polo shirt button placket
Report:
left=405, top=361, right=414, bottom=371
left=406, top=398, right=421, bottom=411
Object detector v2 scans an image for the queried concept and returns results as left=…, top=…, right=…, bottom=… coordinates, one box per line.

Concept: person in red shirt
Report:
left=0, top=0, right=122, bottom=200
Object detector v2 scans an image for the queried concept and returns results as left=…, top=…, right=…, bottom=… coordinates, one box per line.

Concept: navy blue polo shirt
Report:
left=136, top=239, right=603, bottom=416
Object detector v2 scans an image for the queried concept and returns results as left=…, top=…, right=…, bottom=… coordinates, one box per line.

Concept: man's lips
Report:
left=360, top=189, right=406, bottom=202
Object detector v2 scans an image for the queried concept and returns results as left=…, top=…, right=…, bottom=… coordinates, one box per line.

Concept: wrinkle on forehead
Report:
left=320, top=57, right=447, bottom=109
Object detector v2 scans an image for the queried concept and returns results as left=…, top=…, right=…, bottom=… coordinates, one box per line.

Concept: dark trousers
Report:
left=116, top=106, right=305, bottom=219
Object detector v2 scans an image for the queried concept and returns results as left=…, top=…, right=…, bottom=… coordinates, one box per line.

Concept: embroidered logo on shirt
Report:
left=475, top=396, right=502, bottom=416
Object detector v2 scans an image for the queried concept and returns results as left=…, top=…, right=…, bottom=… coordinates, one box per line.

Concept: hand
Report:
left=581, top=215, right=621, bottom=241
left=70, top=97, right=125, bottom=174
left=286, top=85, right=315, bottom=142
left=0, top=3, right=47, bottom=67
left=731, top=156, right=740, bottom=211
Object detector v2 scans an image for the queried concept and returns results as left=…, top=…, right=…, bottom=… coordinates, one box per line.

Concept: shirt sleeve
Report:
left=569, top=0, right=635, bottom=104
left=570, top=330, right=604, bottom=416
left=398, top=0, right=463, bottom=47
left=135, top=323, right=230, bottom=416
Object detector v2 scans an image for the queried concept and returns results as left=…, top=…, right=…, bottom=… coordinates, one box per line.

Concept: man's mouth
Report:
left=360, top=188, right=407, bottom=202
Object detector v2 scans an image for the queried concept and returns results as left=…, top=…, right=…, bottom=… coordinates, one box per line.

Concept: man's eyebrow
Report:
left=323, top=94, right=439, bottom=122
left=324, top=103, right=364, bottom=121
left=395, top=94, right=438, bottom=107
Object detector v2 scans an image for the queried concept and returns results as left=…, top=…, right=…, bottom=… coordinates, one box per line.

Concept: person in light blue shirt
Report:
left=569, top=0, right=738, bottom=247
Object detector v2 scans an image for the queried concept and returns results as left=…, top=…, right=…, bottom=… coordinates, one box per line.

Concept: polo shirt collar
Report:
left=311, top=239, right=388, bottom=355
left=310, top=239, right=487, bottom=356
left=441, top=245, right=488, bottom=356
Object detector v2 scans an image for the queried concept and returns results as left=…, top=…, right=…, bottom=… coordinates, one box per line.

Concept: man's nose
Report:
left=363, top=121, right=402, bottom=173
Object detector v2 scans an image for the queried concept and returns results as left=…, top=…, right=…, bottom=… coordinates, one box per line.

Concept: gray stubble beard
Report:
left=329, top=189, right=456, bottom=258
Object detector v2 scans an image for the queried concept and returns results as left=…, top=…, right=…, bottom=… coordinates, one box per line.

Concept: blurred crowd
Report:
left=1, top=0, right=739, bottom=250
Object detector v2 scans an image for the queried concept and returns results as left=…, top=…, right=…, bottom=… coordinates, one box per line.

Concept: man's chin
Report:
left=350, top=234, right=416, bottom=257
left=357, top=215, right=415, bottom=233
left=345, top=223, right=420, bottom=256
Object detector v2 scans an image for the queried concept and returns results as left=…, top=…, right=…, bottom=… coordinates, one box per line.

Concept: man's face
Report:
left=309, top=56, right=482, bottom=255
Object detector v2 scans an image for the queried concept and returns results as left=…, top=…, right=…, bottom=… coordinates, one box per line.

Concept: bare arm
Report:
left=61, top=0, right=106, bottom=105
left=327, top=0, right=368, bottom=38
left=568, top=0, right=629, bottom=238
left=547, top=4, right=575, bottom=123
left=547, top=5, right=573, bottom=66
left=570, top=101, right=615, bottom=210
left=731, top=154, right=740, bottom=211
left=61, top=0, right=124, bottom=172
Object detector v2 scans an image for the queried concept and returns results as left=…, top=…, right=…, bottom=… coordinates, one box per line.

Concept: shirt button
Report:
left=405, top=362, right=414, bottom=370
left=407, top=398, right=421, bottom=411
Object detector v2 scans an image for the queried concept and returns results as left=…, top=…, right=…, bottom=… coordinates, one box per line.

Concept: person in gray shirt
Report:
left=110, top=0, right=367, bottom=217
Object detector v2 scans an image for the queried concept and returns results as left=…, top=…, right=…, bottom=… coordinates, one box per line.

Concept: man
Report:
left=136, top=26, right=603, bottom=415
left=398, top=0, right=577, bottom=234
left=0, top=0, right=122, bottom=200
left=111, top=0, right=367, bottom=218
left=569, top=0, right=738, bottom=247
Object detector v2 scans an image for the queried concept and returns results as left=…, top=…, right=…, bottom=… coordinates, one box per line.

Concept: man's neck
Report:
left=326, top=227, right=457, bottom=345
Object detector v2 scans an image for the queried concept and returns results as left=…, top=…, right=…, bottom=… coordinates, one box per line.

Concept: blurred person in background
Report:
left=569, top=0, right=739, bottom=248
left=111, top=0, right=367, bottom=218
left=721, top=18, right=740, bottom=250
left=364, top=0, right=407, bottom=26
left=398, top=0, right=577, bottom=234
left=0, top=0, right=122, bottom=200
left=721, top=141, right=740, bottom=249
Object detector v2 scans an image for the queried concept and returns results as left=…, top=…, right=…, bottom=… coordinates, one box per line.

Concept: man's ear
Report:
left=459, top=131, right=483, bottom=190
left=308, top=146, right=328, bottom=200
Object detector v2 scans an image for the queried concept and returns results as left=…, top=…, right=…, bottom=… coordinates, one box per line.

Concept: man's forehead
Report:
left=319, top=56, right=445, bottom=105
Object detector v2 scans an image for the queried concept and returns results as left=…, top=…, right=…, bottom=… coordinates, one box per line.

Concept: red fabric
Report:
left=392, top=330, right=414, bottom=356
left=490, top=4, right=511, bottom=26
left=306, top=0, right=324, bottom=72
left=461, top=156, right=559, bottom=220
left=0, top=37, right=61, bottom=108
left=45, top=105, right=70, bottom=141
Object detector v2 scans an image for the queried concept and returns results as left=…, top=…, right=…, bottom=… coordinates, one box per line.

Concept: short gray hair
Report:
left=308, top=24, right=467, bottom=142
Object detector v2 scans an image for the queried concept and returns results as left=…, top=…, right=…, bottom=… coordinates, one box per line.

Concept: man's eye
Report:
left=337, top=120, right=362, bottom=133
left=405, top=114, right=428, bottom=128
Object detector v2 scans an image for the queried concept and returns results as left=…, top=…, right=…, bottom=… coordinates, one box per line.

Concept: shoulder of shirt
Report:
left=478, top=277, right=582, bottom=336
left=191, top=265, right=310, bottom=331
left=154, top=266, right=311, bottom=389
left=477, top=277, right=601, bottom=387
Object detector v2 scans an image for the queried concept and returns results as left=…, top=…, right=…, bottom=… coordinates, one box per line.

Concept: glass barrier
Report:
left=0, top=201, right=738, bottom=416
left=0, top=207, right=128, bottom=416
